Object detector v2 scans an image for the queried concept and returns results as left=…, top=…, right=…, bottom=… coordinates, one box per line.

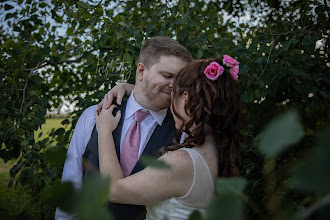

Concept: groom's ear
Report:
left=136, top=63, right=145, bottom=81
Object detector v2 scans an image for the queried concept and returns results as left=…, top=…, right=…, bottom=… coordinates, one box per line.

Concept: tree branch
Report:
left=16, top=54, right=84, bottom=114
left=59, top=54, right=84, bottom=64
left=0, top=88, right=24, bottom=91
left=299, top=194, right=330, bottom=219
left=323, top=0, right=330, bottom=60
left=258, top=32, right=274, bottom=80
left=20, top=60, right=47, bottom=114
left=45, top=54, right=84, bottom=66
left=324, top=0, right=330, bottom=19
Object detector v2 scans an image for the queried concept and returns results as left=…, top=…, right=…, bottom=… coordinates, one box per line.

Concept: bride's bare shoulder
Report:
left=159, top=149, right=193, bottom=172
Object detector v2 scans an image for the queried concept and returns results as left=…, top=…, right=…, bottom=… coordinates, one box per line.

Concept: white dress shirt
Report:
left=55, top=92, right=167, bottom=220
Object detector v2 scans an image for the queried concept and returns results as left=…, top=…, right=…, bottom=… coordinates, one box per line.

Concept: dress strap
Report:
left=175, top=148, right=215, bottom=209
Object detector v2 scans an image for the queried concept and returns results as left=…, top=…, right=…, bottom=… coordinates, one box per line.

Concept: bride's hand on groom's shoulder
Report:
left=96, top=82, right=134, bottom=114
left=95, top=95, right=121, bottom=134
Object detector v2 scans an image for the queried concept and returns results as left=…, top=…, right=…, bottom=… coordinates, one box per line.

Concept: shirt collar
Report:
left=125, top=91, right=168, bottom=126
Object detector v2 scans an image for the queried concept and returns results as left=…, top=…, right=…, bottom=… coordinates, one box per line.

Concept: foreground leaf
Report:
left=257, top=110, right=304, bottom=157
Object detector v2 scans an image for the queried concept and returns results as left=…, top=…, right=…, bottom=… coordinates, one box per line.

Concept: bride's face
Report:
left=170, top=91, right=190, bottom=130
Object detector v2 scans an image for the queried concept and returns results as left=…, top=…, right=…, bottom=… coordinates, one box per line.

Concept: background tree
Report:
left=0, top=0, right=329, bottom=219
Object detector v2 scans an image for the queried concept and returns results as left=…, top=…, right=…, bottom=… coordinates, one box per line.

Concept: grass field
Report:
left=0, top=117, right=69, bottom=219
left=35, top=117, right=69, bottom=141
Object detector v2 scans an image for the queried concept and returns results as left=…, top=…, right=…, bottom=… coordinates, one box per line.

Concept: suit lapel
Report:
left=112, top=102, right=127, bottom=161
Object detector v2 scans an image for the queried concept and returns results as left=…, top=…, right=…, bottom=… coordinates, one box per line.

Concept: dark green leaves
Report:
left=215, top=177, right=247, bottom=195
left=207, top=178, right=247, bottom=220
left=4, top=4, right=14, bottom=11
left=257, top=111, right=304, bottom=157
left=281, top=40, right=292, bottom=52
left=0, top=0, right=329, bottom=219
left=77, top=1, right=90, bottom=9
left=291, top=126, right=330, bottom=195
left=45, top=147, right=67, bottom=167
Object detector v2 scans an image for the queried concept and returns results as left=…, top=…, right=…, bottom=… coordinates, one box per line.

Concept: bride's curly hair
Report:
left=160, top=57, right=244, bottom=177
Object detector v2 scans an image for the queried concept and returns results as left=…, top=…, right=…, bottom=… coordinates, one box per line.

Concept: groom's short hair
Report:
left=138, top=37, right=192, bottom=69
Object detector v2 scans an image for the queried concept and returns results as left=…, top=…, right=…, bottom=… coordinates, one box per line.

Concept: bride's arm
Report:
left=96, top=100, right=193, bottom=206
left=96, top=104, right=124, bottom=181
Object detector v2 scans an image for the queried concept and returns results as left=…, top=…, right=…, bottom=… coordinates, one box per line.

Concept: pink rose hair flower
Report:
left=204, top=62, right=224, bottom=80
left=223, top=55, right=239, bottom=68
left=223, top=55, right=239, bottom=81
left=230, top=65, right=239, bottom=81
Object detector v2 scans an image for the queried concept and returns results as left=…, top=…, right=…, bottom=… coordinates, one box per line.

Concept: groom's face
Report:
left=140, top=55, right=187, bottom=110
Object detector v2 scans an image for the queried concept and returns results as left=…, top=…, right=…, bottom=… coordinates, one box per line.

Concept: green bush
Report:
left=1, top=0, right=329, bottom=219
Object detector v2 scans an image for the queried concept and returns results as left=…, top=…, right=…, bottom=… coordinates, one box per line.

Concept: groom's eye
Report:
left=162, top=73, right=172, bottom=78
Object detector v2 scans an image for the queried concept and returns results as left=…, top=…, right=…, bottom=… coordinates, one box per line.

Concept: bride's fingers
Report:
left=102, top=95, right=108, bottom=111
left=115, top=109, right=121, bottom=121
left=108, top=104, right=117, bottom=113
left=96, top=99, right=104, bottom=114
left=116, top=89, right=125, bottom=105
left=105, top=92, right=114, bottom=109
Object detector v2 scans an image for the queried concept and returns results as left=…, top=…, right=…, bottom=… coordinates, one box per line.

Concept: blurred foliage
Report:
left=0, top=0, right=329, bottom=219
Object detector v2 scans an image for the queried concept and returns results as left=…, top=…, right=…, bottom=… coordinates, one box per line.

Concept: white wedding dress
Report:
left=145, top=148, right=215, bottom=220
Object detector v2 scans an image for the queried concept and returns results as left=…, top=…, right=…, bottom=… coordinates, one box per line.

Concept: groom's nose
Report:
left=168, top=79, right=174, bottom=89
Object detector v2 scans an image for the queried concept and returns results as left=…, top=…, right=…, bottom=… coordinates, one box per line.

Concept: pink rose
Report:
left=204, top=62, right=224, bottom=80
left=223, top=55, right=239, bottom=68
left=230, top=65, right=239, bottom=81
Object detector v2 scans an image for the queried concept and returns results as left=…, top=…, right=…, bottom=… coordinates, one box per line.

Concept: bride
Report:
left=96, top=56, right=244, bottom=220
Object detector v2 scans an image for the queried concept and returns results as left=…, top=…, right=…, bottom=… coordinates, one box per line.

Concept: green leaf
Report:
left=39, top=2, right=47, bottom=8
left=44, top=166, right=57, bottom=179
left=41, top=181, right=76, bottom=211
left=77, top=1, right=89, bottom=9
left=100, top=33, right=108, bottom=45
left=0, top=108, right=9, bottom=114
left=257, top=110, right=304, bottom=157
left=291, top=126, right=330, bottom=195
left=55, top=15, right=63, bottom=23
left=123, top=52, right=132, bottom=63
left=196, top=50, right=203, bottom=59
left=216, top=177, right=247, bottom=195
left=188, top=210, right=203, bottom=220
left=61, top=119, right=70, bottom=125
left=320, top=91, right=330, bottom=100
left=140, top=155, right=170, bottom=169
left=119, top=21, right=128, bottom=27
left=4, top=4, right=14, bottom=10
left=281, top=40, right=291, bottom=52
left=83, top=11, right=91, bottom=19
left=71, top=174, right=112, bottom=219
left=207, top=194, right=244, bottom=220
left=10, top=164, right=20, bottom=178
left=94, top=7, right=103, bottom=15
left=239, top=65, right=249, bottom=74
left=33, top=143, right=40, bottom=150
left=21, top=168, right=34, bottom=178
left=16, top=128, right=25, bottom=136
left=53, top=128, right=65, bottom=137
left=20, top=139, right=29, bottom=146
left=45, top=147, right=66, bottom=167
left=8, top=180, right=13, bottom=188
left=116, top=32, right=124, bottom=39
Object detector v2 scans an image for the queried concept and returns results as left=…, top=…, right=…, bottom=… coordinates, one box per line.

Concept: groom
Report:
left=55, top=37, right=192, bottom=220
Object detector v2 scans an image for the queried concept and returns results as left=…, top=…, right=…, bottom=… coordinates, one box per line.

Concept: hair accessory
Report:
left=223, top=55, right=239, bottom=81
left=204, top=62, right=224, bottom=80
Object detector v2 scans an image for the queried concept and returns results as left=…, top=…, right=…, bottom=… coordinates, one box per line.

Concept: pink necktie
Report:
left=120, top=110, right=149, bottom=177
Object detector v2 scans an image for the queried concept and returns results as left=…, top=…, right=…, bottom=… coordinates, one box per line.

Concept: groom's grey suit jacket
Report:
left=82, top=101, right=176, bottom=220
